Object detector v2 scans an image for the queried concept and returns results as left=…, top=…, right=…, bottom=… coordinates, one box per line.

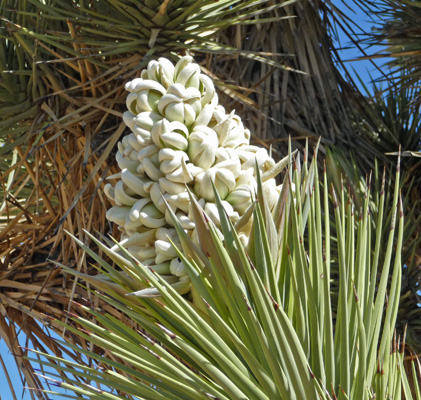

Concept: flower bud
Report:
left=214, top=147, right=238, bottom=163
left=125, top=79, right=166, bottom=114
left=226, top=185, right=253, bottom=214
left=123, top=111, right=136, bottom=131
left=188, top=126, right=219, bottom=169
left=158, top=148, right=195, bottom=183
left=133, top=112, right=163, bottom=145
left=114, top=180, right=139, bottom=206
left=204, top=201, right=239, bottom=227
left=159, top=148, right=188, bottom=174
left=214, top=112, right=248, bottom=148
left=262, top=179, right=281, bottom=211
left=155, top=237, right=179, bottom=263
left=158, top=177, right=186, bottom=195
left=237, top=145, right=275, bottom=172
left=193, top=104, right=215, bottom=127
left=139, top=203, right=166, bottom=229
left=195, top=167, right=236, bottom=202
left=152, top=119, right=189, bottom=151
left=170, top=257, right=186, bottom=277
left=116, top=230, right=156, bottom=249
left=144, top=58, right=175, bottom=89
left=106, top=206, right=131, bottom=226
left=137, top=145, right=160, bottom=175
left=158, top=84, right=201, bottom=126
left=166, top=191, right=190, bottom=214
left=121, top=169, right=150, bottom=198
left=175, top=62, right=200, bottom=89
left=104, top=183, right=115, bottom=202
left=116, top=151, right=139, bottom=172
left=174, top=56, right=193, bottom=82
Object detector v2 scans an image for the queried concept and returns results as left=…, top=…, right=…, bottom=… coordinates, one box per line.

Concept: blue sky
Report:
left=0, top=3, right=388, bottom=400
left=332, top=1, right=391, bottom=91
left=0, top=326, right=72, bottom=400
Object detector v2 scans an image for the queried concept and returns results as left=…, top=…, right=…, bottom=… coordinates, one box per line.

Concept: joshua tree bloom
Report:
left=105, top=56, right=284, bottom=293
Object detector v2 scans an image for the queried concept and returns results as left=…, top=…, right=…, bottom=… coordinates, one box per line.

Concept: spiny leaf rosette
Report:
left=104, top=56, right=282, bottom=293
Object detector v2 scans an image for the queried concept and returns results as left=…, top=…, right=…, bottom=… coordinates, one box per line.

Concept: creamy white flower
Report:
left=120, top=169, right=150, bottom=197
left=173, top=56, right=196, bottom=86
left=150, top=261, right=172, bottom=275
left=188, top=126, right=219, bottom=169
left=154, top=227, right=180, bottom=263
left=194, top=167, right=237, bottom=202
left=117, top=230, right=156, bottom=248
left=116, top=151, right=138, bottom=172
left=104, top=183, right=115, bottom=202
left=204, top=201, right=239, bottom=227
left=236, top=145, right=275, bottom=172
left=159, top=148, right=187, bottom=175
left=136, top=246, right=157, bottom=260
left=214, top=158, right=241, bottom=177
left=158, top=148, right=197, bottom=184
left=170, top=257, right=186, bottom=277
left=156, top=227, right=178, bottom=242
left=113, top=180, right=139, bottom=206
left=226, top=185, right=254, bottom=214
left=127, top=132, right=144, bottom=152
left=141, top=58, right=175, bottom=89
left=124, top=215, right=144, bottom=232
left=209, top=104, right=227, bottom=125
left=106, top=206, right=131, bottom=226
left=175, top=62, right=200, bottom=89
left=151, top=118, right=189, bottom=151
left=176, top=211, right=195, bottom=230
left=158, top=83, right=201, bottom=126
left=119, top=136, right=135, bottom=157
left=142, top=157, right=164, bottom=181
left=125, top=79, right=166, bottom=114
left=132, top=111, right=163, bottom=145
left=262, top=179, right=281, bottom=211
left=236, top=168, right=258, bottom=187
left=193, top=104, right=215, bottom=127
left=143, top=182, right=163, bottom=213
left=214, top=111, right=248, bottom=149
left=129, top=198, right=152, bottom=221
left=214, top=147, right=238, bottom=163
left=137, top=145, right=160, bottom=175
left=166, top=191, right=190, bottom=214
left=123, top=111, right=136, bottom=131
left=139, top=203, right=166, bottom=229
left=155, top=178, right=183, bottom=195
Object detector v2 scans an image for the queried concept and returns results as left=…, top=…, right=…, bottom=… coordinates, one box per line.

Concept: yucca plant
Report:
left=26, top=141, right=420, bottom=398
left=2, top=1, right=421, bottom=397
left=19, top=54, right=420, bottom=399
left=0, top=1, right=302, bottom=392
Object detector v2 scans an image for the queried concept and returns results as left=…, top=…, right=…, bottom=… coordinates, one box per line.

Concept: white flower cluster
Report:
left=104, top=56, right=282, bottom=293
